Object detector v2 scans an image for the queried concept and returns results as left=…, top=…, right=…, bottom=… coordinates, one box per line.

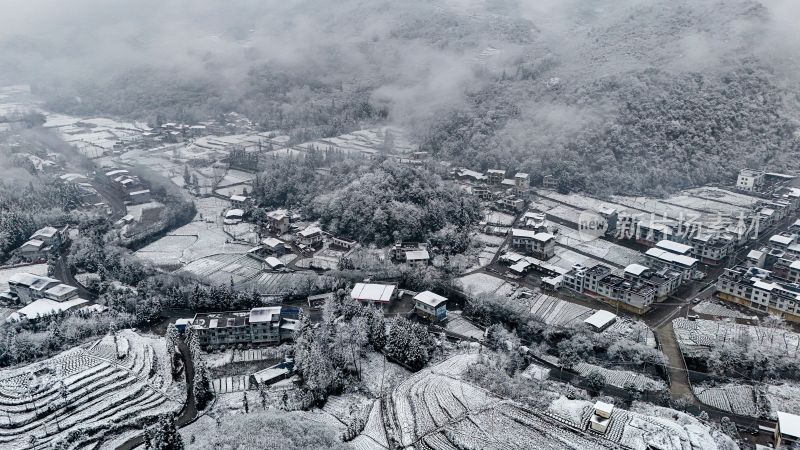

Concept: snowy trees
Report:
left=384, top=318, right=435, bottom=371
left=145, top=413, right=184, bottom=450
left=193, top=364, right=213, bottom=410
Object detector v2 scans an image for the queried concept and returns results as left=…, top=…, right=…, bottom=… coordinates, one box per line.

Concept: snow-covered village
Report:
left=3, top=1, right=800, bottom=449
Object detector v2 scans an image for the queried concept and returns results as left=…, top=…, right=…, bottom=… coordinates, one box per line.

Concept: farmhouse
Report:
left=331, top=236, right=357, bottom=249
left=405, top=250, right=430, bottom=268
left=261, top=237, right=286, bottom=255
left=350, top=282, right=397, bottom=309
left=230, top=194, right=250, bottom=208
left=509, top=229, right=555, bottom=259
left=655, top=239, right=693, bottom=256
left=30, top=226, right=62, bottom=246
left=128, top=189, right=151, bottom=204
left=224, top=208, right=244, bottom=225
left=296, top=226, right=323, bottom=246
left=736, top=168, right=764, bottom=192
left=17, top=239, right=47, bottom=259
left=514, top=172, right=529, bottom=193
left=191, top=306, right=291, bottom=349
left=583, top=310, right=617, bottom=332
left=6, top=273, right=61, bottom=304
left=266, top=210, right=290, bottom=234
left=414, top=291, right=447, bottom=322
left=623, top=264, right=681, bottom=300
left=389, top=242, right=428, bottom=262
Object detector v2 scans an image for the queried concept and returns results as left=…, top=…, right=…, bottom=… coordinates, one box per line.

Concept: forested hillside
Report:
left=5, top=0, right=800, bottom=195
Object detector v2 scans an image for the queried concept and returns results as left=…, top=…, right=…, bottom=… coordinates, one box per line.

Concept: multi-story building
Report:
left=510, top=229, right=555, bottom=259
left=690, top=234, right=734, bottom=265
left=563, top=264, right=656, bottom=314
left=191, top=307, right=291, bottom=349
left=296, top=226, right=323, bottom=246
left=266, top=210, right=290, bottom=234
left=622, top=264, right=682, bottom=300
left=644, top=248, right=699, bottom=282
left=7, top=273, right=61, bottom=304
left=405, top=250, right=430, bottom=268
left=486, top=169, right=505, bottom=184
left=514, top=172, right=530, bottom=194
left=736, top=169, right=765, bottom=192
left=716, top=266, right=800, bottom=321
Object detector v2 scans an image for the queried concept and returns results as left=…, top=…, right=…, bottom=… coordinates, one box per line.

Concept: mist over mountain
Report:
left=2, top=0, right=799, bottom=195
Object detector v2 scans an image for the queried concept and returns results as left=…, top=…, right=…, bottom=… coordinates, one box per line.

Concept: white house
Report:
left=350, top=283, right=397, bottom=309
left=414, top=291, right=447, bottom=322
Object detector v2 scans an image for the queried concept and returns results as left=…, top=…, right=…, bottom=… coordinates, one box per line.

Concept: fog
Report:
left=1, top=0, right=799, bottom=139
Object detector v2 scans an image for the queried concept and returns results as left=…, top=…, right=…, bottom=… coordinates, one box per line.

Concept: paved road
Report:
left=115, top=339, right=196, bottom=450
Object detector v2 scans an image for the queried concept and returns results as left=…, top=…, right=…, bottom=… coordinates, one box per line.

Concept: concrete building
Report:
left=296, top=226, right=323, bottom=246
left=644, top=248, right=699, bottom=282
left=776, top=411, right=800, bottom=448
left=563, top=264, right=657, bottom=314
left=414, top=291, right=447, bottom=322
left=736, top=169, right=765, bottom=192
left=191, top=307, right=290, bottom=349
left=717, top=266, right=800, bottom=322
left=266, top=210, right=290, bottom=234
left=7, top=273, right=61, bottom=304
left=623, top=264, right=682, bottom=300
left=405, top=250, right=430, bottom=268
left=509, top=229, right=555, bottom=259
left=486, top=169, right=505, bottom=184
left=514, top=172, right=529, bottom=194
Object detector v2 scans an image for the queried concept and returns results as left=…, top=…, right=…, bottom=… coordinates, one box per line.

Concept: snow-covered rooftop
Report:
left=624, top=263, right=649, bottom=276
left=405, top=250, right=430, bottom=261
left=584, top=310, right=617, bottom=330
left=351, top=283, right=396, bottom=303
left=778, top=411, right=800, bottom=439
left=249, top=306, right=282, bottom=323
left=655, top=240, right=693, bottom=255
left=414, top=291, right=447, bottom=308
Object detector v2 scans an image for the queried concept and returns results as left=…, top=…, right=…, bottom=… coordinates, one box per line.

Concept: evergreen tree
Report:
left=145, top=413, right=184, bottom=450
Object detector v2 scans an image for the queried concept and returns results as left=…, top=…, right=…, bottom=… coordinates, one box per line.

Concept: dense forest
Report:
left=5, top=0, right=800, bottom=195
left=250, top=158, right=482, bottom=245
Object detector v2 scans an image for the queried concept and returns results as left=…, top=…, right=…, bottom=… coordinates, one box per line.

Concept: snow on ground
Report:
left=683, top=187, right=762, bottom=208
left=673, top=317, right=800, bottom=359
left=692, top=300, right=750, bottom=319
left=693, top=382, right=758, bottom=417
left=556, top=226, right=643, bottom=268
left=0, top=263, right=47, bottom=291
left=524, top=292, right=594, bottom=327
left=573, top=362, right=665, bottom=391
left=444, top=311, right=484, bottom=340
left=521, top=362, right=551, bottom=381
left=485, top=211, right=515, bottom=226
left=135, top=221, right=252, bottom=268
left=550, top=246, right=606, bottom=271
left=359, top=351, right=412, bottom=397
left=456, top=272, right=516, bottom=297
left=548, top=398, right=738, bottom=450
left=766, top=382, right=800, bottom=419
left=217, top=169, right=257, bottom=187
left=0, top=330, right=180, bottom=449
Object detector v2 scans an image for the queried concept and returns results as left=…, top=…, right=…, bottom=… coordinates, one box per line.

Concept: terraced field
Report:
left=0, top=330, right=180, bottom=449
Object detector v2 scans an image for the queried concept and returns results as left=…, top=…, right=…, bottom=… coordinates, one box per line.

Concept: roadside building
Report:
left=717, top=266, right=800, bottom=321
left=7, top=273, right=61, bottom=304
left=563, top=264, right=656, bottom=314
left=331, top=236, right=357, bottom=250
left=414, top=291, right=447, bottom=322
left=655, top=240, right=693, bottom=256
left=514, top=172, right=530, bottom=194
left=128, top=189, right=151, bottom=204
left=644, top=248, right=699, bottom=282
left=44, top=284, right=78, bottom=302
left=230, top=194, right=250, bottom=208
left=623, top=264, right=681, bottom=300
left=746, top=249, right=766, bottom=269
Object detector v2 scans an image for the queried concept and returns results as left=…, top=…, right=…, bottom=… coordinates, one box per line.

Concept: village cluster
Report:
left=4, top=83, right=800, bottom=449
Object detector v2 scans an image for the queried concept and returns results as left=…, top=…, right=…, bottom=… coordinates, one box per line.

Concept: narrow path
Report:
left=654, top=322, right=696, bottom=402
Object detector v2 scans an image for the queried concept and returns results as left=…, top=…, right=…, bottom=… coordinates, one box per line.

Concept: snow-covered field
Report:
left=673, top=317, right=800, bottom=358
left=456, top=272, right=516, bottom=297
left=135, top=220, right=252, bottom=268
left=693, top=382, right=758, bottom=416
left=0, top=330, right=180, bottom=448
left=444, top=311, right=484, bottom=340
left=547, top=397, right=738, bottom=450
left=692, top=300, right=750, bottom=319
left=550, top=246, right=606, bottom=271
left=573, top=362, right=665, bottom=391
left=525, top=293, right=594, bottom=327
